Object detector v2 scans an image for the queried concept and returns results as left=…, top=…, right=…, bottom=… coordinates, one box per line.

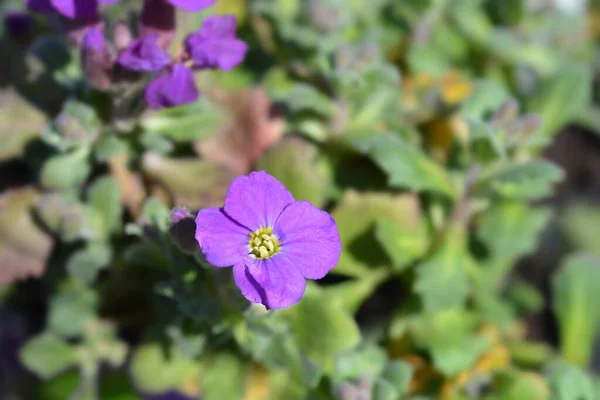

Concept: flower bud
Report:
left=140, top=0, right=176, bottom=49
left=113, top=21, right=133, bottom=53
left=81, top=29, right=113, bottom=90
left=169, top=207, right=199, bottom=254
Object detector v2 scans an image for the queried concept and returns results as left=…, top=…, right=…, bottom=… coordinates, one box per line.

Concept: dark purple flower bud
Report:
left=140, top=0, right=176, bottom=50
left=82, top=28, right=113, bottom=90
left=169, top=207, right=200, bottom=254
left=25, top=0, right=55, bottom=14
left=145, top=64, right=199, bottom=109
left=4, top=12, right=33, bottom=38
left=185, top=15, right=248, bottom=71
left=117, top=34, right=172, bottom=71
left=113, top=21, right=133, bottom=53
left=166, top=0, right=215, bottom=11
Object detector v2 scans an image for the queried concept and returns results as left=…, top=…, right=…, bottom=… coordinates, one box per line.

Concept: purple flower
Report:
left=145, top=64, right=199, bottom=109
left=165, top=0, right=215, bottom=11
left=117, top=34, right=172, bottom=71
left=185, top=15, right=248, bottom=71
left=195, top=171, right=341, bottom=309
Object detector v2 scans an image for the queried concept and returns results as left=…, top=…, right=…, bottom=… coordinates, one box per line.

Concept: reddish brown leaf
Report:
left=194, top=87, right=283, bottom=174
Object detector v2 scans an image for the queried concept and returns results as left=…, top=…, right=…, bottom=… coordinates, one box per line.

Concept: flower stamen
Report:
left=249, top=227, right=280, bottom=259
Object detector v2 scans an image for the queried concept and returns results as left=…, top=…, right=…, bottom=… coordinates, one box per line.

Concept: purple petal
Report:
left=82, top=28, right=105, bottom=53
left=185, top=15, right=248, bottom=71
left=50, top=0, right=99, bottom=19
left=224, top=171, right=294, bottom=231
left=195, top=208, right=250, bottom=267
left=117, top=34, right=171, bottom=72
left=233, top=256, right=306, bottom=309
left=145, top=64, right=199, bottom=109
left=274, top=201, right=341, bottom=280
left=167, top=0, right=216, bottom=11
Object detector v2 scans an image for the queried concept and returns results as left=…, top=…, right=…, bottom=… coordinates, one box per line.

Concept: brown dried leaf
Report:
left=194, top=87, right=283, bottom=174
left=0, top=187, right=53, bottom=285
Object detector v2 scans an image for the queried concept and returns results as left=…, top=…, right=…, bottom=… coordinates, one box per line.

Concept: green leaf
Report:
left=0, top=88, right=47, bottom=162
left=561, top=203, right=600, bottom=257
left=477, top=160, right=564, bottom=200
left=331, top=191, right=424, bottom=277
left=322, top=270, right=389, bottom=314
left=548, top=363, right=594, bottom=400
left=130, top=344, right=200, bottom=394
left=494, top=371, right=550, bottom=400
left=411, top=309, right=488, bottom=377
left=380, top=361, right=413, bottom=397
left=282, top=288, right=361, bottom=365
left=552, top=253, right=600, bottom=367
left=256, top=136, right=330, bottom=207
left=351, top=133, right=455, bottom=196
left=528, top=64, right=592, bottom=139
left=372, top=378, right=397, bottom=400
left=332, top=345, right=387, bottom=386
left=40, top=147, right=91, bottom=190
left=283, top=84, right=334, bottom=116
left=66, top=243, right=112, bottom=284
left=460, top=80, right=510, bottom=120
left=87, top=177, right=122, bottom=237
left=467, top=118, right=505, bottom=163
left=48, top=288, right=98, bottom=337
left=139, top=197, right=171, bottom=232
left=142, top=98, right=228, bottom=143
left=19, top=333, right=76, bottom=379
left=478, top=203, right=551, bottom=263
left=202, top=354, right=245, bottom=400
left=43, top=100, right=101, bottom=149
left=415, top=229, right=471, bottom=312
left=375, top=217, right=429, bottom=271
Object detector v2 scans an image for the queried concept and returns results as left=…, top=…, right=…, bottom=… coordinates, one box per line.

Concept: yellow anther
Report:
left=248, top=227, right=281, bottom=259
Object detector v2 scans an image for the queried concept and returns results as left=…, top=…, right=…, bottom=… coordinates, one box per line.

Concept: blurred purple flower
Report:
left=117, top=34, right=171, bottom=72
left=195, top=171, right=341, bottom=309
left=185, top=15, right=248, bottom=71
left=145, top=64, right=199, bottom=108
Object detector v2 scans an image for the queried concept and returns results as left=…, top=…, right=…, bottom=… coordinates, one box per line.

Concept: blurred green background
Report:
left=2, top=0, right=600, bottom=399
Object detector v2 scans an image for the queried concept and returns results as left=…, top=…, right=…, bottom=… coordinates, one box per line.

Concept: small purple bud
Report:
left=169, top=207, right=199, bottom=254
left=140, top=0, right=176, bottom=50
left=117, top=34, right=172, bottom=72
left=113, top=21, right=133, bottom=53
left=81, top=28, right=113, bottom=90
left=144, top=64, right=199, bottom=109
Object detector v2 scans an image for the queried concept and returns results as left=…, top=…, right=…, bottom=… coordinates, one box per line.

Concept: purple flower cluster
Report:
left=195, top=171, right=342, bottom=309
left=29, top=0, right=248, bottom=110
left=26, top=0, right=214, bottom=20
left=116, top=15, right=247, bottom=109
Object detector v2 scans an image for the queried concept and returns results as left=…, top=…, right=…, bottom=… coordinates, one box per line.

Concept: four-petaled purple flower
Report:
left=117, top=14, right=247, bottom=109
left=195, top=171, right=342, bottom=310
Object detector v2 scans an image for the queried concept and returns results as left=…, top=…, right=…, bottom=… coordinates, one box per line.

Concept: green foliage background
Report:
left=2, top=0, right=600, bottom=399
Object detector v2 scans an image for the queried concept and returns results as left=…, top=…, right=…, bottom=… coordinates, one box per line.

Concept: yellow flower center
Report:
left=249, top=227, right=280, bottom=259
